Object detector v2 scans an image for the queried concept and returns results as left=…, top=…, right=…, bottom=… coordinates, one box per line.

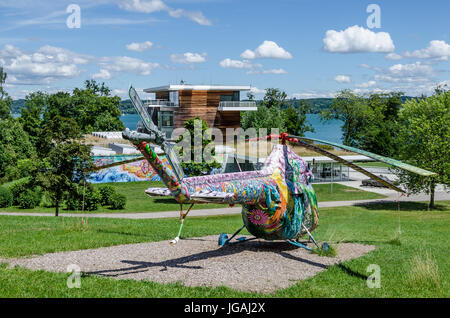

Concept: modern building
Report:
left=143, top=83, right=257, bottom=138
left=221, top=153, right=376, bottom=182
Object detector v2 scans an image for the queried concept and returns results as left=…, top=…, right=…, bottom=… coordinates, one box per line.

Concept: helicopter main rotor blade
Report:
left=295, top=136, right=436, bottom=177
left=288, top=137, right=406, bottom=193
left=87, top=156, right=145, bottom=172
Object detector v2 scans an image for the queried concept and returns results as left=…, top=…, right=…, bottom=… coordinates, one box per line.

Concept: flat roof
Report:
left=144, top=84, right=252, bottom=93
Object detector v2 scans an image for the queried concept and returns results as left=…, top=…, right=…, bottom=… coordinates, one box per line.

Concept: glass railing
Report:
left=144, top=100, right=178, bottom=107
left=218, top=101, right=257, bottom=110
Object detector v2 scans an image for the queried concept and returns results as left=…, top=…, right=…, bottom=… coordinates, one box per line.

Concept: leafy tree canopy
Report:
left=0, top=67, right=12, bottom=120
left=36, top=115, right=93, bottom=216
left=176, top=117, right=221, bottom=176
left=241, top=88, right=314, bottom=136
left=22, top=80, right=125, bottom=136
left=394, top=89, right=450, bottom=209
left=321, top=89, right=404, bottom=156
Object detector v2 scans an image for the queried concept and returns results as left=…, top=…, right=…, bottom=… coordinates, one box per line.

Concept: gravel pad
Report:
left=6, top=236, right=375, bottom=293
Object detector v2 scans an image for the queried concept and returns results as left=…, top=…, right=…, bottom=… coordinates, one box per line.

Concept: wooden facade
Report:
left=145, top=84, right=255, bottom=140
left=164, top=90, right=241, bottom=138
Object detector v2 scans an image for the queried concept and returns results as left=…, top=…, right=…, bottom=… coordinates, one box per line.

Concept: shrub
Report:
left=9, top=179, right=31, bottom=206
left=0, top=186, right=13, bottom=208
left=109, top=192, right=126, bottom=210
left=17, top=188, right=42, bottom=209
left=98, top=185, right=116, bottom=206
left=65, top=183, right=101, bottom=211
left=84, top=187, right=102, bottom=211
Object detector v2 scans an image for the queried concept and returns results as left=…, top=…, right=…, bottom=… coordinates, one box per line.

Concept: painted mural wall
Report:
left=89, top=155, right=164, bottom=183
left=88, top=153, right=228, bottom=183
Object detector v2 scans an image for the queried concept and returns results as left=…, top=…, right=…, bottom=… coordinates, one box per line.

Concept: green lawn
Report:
left=0, top=182, right=386, bottom=214
left=313, top=183, right=385, bottom=202
left=0, top=201, right=448, bottom=297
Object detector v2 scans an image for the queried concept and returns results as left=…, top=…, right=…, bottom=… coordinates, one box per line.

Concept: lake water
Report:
left=120, top=113, right=343, bottom=143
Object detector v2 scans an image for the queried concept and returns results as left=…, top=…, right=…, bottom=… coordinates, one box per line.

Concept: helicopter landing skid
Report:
left=218, top=225, right=256, bottom=246
left=287, top=240, right=312, bottom=251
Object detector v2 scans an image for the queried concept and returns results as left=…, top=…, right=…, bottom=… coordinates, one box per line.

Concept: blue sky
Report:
left=0, top=0, right=449, bottom=99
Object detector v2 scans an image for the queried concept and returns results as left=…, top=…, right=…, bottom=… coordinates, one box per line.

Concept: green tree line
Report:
left=0, top=73, right=126, bottom=215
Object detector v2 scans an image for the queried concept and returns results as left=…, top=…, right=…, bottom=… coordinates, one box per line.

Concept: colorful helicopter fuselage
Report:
left=122, top=85, right=435, bottom=247
left=135, top=139, right=319, bottom=241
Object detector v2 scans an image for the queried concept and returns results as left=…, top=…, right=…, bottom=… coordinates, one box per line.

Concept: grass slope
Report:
left=0, top=201, right=448, bottom=297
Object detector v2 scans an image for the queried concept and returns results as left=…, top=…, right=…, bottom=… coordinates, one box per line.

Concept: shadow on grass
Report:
left=95, top=229, right=152, bottom=238
left=354, top=201, right=448, bottom=212
left=336, top=264, right=369, bottom=280
left=153, top=198, right=179, bottom=204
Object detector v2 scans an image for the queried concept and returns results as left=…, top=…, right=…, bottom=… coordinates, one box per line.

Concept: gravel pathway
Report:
left=6, top=236, right=375, bottom=293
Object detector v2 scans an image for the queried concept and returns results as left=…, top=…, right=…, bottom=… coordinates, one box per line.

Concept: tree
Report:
left=262, top=88, right=287, bottom=109
left=241, top=88, right=315, bottom=137
left=36, top=116, right=93, bottom=216
left=321, top=90, right=403, bottom=156
left=0, top=118, right=35, bottom=182
left=241, top=88, right=287, bottom=132
left=241, top=102, right=286, bottom=132
left=70, top=80, right=124, bottom=133
left=0, top=67, right=12, bottom=119
left=38, top=80, right=125, bottom=134
left=176, top=117, right=221, bottom=176
left=321, top=90, right=368, bottom=146
left=19, top=91, right=47, bottom=147
left=283, top=100, right=314, bottom=136
left=394, top=90, right=450, bottom=209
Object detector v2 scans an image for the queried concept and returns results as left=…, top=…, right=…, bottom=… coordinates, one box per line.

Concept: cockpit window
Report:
left=164, top=142, right=184, bottom=181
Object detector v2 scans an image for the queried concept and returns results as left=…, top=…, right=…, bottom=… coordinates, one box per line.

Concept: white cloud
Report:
left=403, top=40, right=450, bottom=60
left=219, top=58, right=261, bottom=69
left=360, top=61, right=436, bottom=85
left=356, top=80, right=377, bottom=88
left=169, top=9, right=211, bottom=26
left=250, top=87, right=266, bottom=94
left=170, top=52, right=206, bottom=64
left=246, top=68, right=288, bottom=75
left=240, top=41, right=292, bottom=59
left=291, top=91, right=337, bottom=99
left=379, top=80, right=450, bottom=97
left=0, top=44, right=92, bottom=84
left=334, top=75, right=351, bottom=83
left=112, top=88, right=127, bottom=98
left=385, top=52, right=402, bottom=60
left=126, top=41, right=153, bottom=52
left=95, top=56, right=160, bottom=78
left=375, top=62, right=435, bottom=83
left=117, top=0, right=211, bottom=25
left=117, top=0, right=168, bottom=13
left=323, top=25, right=395, bottom=53
left=352, top=87, right=389, bottom=95
left=92, top=69, right=112, bottom=80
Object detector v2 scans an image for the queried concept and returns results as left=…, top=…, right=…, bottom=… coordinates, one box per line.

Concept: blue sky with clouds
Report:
left=0, top=0, right=449, bottom=99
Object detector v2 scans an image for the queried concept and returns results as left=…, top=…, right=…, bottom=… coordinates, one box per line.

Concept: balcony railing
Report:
left=144, top=100, right=178, bottom=107
left=218, top=101, right=257, bottom=111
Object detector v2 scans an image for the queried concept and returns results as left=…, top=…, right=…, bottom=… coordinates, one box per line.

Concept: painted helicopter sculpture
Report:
left=112, top=86, right=436, bottom=252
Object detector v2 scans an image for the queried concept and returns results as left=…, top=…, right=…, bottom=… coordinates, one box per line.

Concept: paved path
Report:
left=0, top=189, right=448, bottom=219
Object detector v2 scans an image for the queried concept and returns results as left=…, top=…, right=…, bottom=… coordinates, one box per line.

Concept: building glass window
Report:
left=169, top=91, right=179, bottom=106
left=220, top=94, right=233, bottom=102
left=160, top=111, right=174, bottom=127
